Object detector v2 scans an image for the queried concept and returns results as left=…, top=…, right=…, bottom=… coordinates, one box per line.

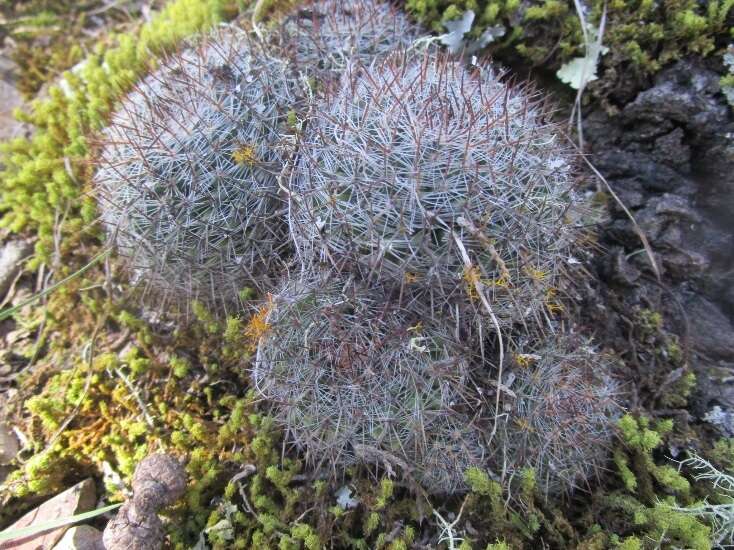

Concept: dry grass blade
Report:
left=0, top=248, right=111, bottom=322
left=581, top=153, right=661, bottom=281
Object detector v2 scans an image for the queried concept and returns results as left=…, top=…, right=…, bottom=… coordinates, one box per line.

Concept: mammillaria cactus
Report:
left=498, top=334, right=620, bottom=496
left=289, top=52, right=586, bottom=331
left=252, top=272, right=488, bottom=493
left=274, top=0, right=420, bottom=86
left=94, top=28, right=294, bottom=313
left=252, top=274, right=620, bottom=495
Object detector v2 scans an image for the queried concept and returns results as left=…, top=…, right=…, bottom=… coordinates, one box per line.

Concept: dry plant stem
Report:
left=452, top=231, right=503, bottom=446
left=0, top=249, right=111, bottom=322
left=251, top=0, right=268, bottom=39
left=113, top=367, right=155, bottom=428
left=580, top=153, right=661, bottom=281
left=433, top=493, right=470, bottom=549
left=230, top=465, right=256, bottom=515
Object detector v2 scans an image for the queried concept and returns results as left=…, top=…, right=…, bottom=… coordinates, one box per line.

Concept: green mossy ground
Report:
left=0, top=0, right=144, bottom=98
left=404, top=0, right=733, bottom=104
left=0, top=0, right=733, bottom=548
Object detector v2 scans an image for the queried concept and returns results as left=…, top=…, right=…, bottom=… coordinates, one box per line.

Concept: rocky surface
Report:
left=0, top=239, right=32, bottom=301
left=586, top=57, right=734, bottom=422
left=0, top=423, right=18, bottom=465
left=0, top=56, right=28, bottom=142
left=0, top=478, right=96, bottom=550
left=52, top=525, right=103, bottom=550
left=0, top=422, right=18, bottom=486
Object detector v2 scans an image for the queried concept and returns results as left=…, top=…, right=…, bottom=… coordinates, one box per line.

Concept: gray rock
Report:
left=691, top=362, right=734, bottom=419
left=0, top=465, right=11, bottom=486
left=52, top=525, right=104, bottom=550
left=0, top=422, right=19, bottom=464
left=684, top=295, right=734, bottom=361
left=703, top=406, right=734, bottom=437
left=653, top=127, right=690, bottom=172
left=587, top=57, right=734, bottom=340
left=0, top=478, right=96, bottom=550
left=606, top=247, right=641, bottom=286
left=595, top=150, right=691, bottom=193
left=649, top=194, right=700, bottom=222
left=0, top=239, right=32, bottom=300
left=0, top=56, right=27, bottom=142
left=623, top=59, right=729, bottom=134
left=662, top=249, right=708, bottom=279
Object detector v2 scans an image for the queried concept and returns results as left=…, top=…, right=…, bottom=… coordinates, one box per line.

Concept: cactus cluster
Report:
left=252, top=274, right=487, bottom=493
left=94, top=0, right=620, bottom=496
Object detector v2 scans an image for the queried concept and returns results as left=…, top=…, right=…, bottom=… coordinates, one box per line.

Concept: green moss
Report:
left=614, top=450, right=638, bottom=493
left=170, top=356, right=191, bottom=379
left=617, top=415, right=689, bottom=504
left=465, top=466, right=494, bottom=496
left=374, top=478, right=394, bottom=511
left=636, top=309, right=663, bottom=336
left=619, top=414, right=663, bottom=453
left=709, top=438, right=734, bottom=469
left=404, top=0, right=732, bottom=98
left=617, top=536, right=643, bottom=550
left=1, top=1, right=105, bottom=97
left=290, top=523, right=321, bottom=549
left=364, top=512, right=380, bottom=535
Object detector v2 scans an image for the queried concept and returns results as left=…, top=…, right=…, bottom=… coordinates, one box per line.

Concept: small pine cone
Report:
left=102, top=501, right=165, bottom=550
left=131, top=453, right=187, bottom=512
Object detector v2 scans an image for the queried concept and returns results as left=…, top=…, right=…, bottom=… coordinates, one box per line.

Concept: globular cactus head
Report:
left=252, top=272, right=488, bottom=493
left=497, top=333, right=620, bottom=496
left=94, top=28, right=295, bottom=313
left=290, top=52, right=587, bottom=332
left=274, top=0, right=420, bottom=86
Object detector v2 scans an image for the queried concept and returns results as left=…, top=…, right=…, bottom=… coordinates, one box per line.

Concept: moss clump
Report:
left=0, top=0, right=133, bottom=97
left=403, top=0, right=733, bottom=99
left=599, top=415, right=713, bottom=549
